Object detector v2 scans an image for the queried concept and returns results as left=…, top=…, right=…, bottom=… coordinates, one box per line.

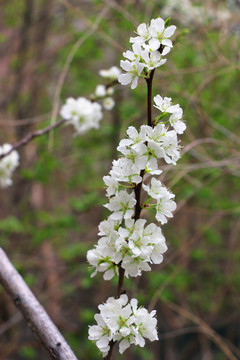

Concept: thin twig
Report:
left=0, top=247, right=78, bottom=360
left=0, top=119, right=66, bottom=160
left=162, top=299, right=238, bottom=360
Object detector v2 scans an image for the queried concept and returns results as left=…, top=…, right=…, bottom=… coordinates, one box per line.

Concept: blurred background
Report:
left=0, top=0, right=240, bottom=359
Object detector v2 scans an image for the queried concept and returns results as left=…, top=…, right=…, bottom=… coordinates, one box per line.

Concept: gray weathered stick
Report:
left=0, top=247, right=78, bottom=360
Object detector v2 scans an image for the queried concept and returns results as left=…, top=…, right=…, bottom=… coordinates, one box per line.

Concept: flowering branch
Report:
left=87, top=16, right=187, bottom=360
left=0, top=247, right=78, bottom=360
left=105, top=67, right=156, bottom=359
left=133, top=68, right=155, bottom=223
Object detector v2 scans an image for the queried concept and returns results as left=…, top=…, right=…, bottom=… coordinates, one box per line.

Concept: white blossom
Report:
left=0, top=144, right=19, bottom=188
left=169, top=110, right=186, bottom=134
left=118, top=60, right=145, bottom=89
left=146, top=123, right=167, bottom=142
left=103, top=175, right=120, bottom=197
left=98, top=217, right=118, bottom=237
left=60, top=97, right=102, bottom=135
left=155, top=187, right=177, bottom=224
left=142, top=177, right=177, bottom=224
left=110, top=157, right=142, bottom=184
left=162, top=130, right=181, bottom=165
left=88, top=314, right=112, bottom=356
left=139, top=140, right=165, bottom=171
left=87, top=246, right=118, bottom=280
left=123, top=43, right=149, bottom=63
left=149, top=17, right=176, bottom=50
left=95, top=84, right=106, bottom=97
left=89, top=295, right=158, bottom=356
left=87, top=218, right=167, bottom=280
left=133, top=308, right=158, bottom=346
left=99, top=66, right=121, bottom=80
left=103, top=97, right=115, bottom=110
left=154, top=94, right=181, bottom=114
left=142, top=177, right=164, bottom=199
left=106, top=87, right=114, bottom=96
left=119, top=17, right=177, bottom=89
left=104, top=190, right=136, bottom=221
left=143, top=50, right=167, bottom=71
left=130, top=23, right=151, bottom=44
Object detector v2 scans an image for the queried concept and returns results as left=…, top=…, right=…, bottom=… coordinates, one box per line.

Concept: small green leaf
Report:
left=165, top=17, right=171, bottom=27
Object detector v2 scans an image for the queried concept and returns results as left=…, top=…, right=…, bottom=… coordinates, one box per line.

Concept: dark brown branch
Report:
left=106, top=79, right=119, bottom=90
left=0, top=247, right=78, bottom=360
left=0, top=118, right=66, bottom=160
left=134, top=169, right=145, bottom=221
left=117, top=264, right=125, bottom=298
left=146, top=69, right=155, bottom=127
left=104, top=340, right=116, bottom=360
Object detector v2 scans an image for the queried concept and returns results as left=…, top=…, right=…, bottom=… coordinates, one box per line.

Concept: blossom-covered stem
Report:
left=0, top=118, right=67, bottom=160
left=146, top=69, right=155, bottom=127
left=117, top=264, right=125, bottom=298
left=134, top=68, right=155, bottom=219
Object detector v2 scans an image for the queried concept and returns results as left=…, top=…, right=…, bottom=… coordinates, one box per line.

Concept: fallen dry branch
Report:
left=0, top=247, right=78, bottom=360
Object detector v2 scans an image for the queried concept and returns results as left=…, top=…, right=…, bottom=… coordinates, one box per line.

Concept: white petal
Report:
left=118, top=73, right=132, bottom=86
left=164, top=25, right=176, bottom=38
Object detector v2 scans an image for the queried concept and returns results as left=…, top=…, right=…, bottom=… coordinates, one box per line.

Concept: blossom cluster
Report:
left=60, top=97, right=103, bottom=135
left=118, top=17, right=176, bottom=89
left=87, top=118, right=182, bottom=281
left=87, top=217, right=167, bottom=280
left=92, top=66, right=121, bottom=111
left=88, top=294, right=158, bottom=356
left=0, top=144, right=19, bottom=188
left=94, top=84, right=115, bottom=111
left=60, top=66, right=120, bottom=134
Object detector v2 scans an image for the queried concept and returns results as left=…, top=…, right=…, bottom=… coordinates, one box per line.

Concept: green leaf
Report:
left=165, top=17, right=171, bottom=27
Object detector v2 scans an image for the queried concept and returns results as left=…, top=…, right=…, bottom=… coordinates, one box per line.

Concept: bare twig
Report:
left=161, top=299, right=238, bottom=360
left=0, top=113, right=51, bottom=127
left=0, top=247, right=78, bottom=360
left=0, top=119, right=66, bottom=160
left=0, top=312, right=23, bottom=337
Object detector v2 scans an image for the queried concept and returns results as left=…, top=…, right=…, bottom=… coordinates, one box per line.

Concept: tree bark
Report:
left=0, top=247, right=78, bottom=360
